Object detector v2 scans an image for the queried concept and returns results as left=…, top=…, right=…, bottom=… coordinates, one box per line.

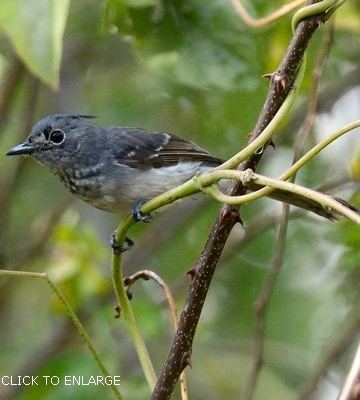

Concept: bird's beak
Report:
left=6, top=142, right=35, bottom=156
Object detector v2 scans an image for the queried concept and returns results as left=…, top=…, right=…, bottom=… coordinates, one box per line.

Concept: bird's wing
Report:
left=105, top=128, right=359, bottom=220
left=107, top=127, right=223, bottom=169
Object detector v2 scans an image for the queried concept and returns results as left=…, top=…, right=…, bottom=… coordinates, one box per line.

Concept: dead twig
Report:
left=231, top=0, right=306, bottom=28
left=124, top=270, right=189, bottom=400
left=297, top=317, right=360, bottom=400
left=338, top=338, right=360, bottom=400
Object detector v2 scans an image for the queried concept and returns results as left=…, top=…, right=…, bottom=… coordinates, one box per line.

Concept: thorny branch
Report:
left=151, top=1, right=340, bottom=399
left=243, top=23, right=335, bottom=400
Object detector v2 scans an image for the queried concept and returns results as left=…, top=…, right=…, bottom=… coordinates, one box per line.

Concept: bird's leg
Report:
left=131, top=199, right=153, bottom=223
left=110, top=232, right=134, bottom=254
left=110, top=198, right=152, bottom=254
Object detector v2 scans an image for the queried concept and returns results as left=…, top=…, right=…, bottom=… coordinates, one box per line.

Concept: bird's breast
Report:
left=55, top=163, right=129, bottom=212
left=57, top=164, right=105, bottom=199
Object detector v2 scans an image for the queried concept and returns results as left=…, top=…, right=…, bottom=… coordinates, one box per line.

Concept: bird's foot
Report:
left=132, top=199, right=153, bottom=223
left=110, top=232, right=134, bottom=255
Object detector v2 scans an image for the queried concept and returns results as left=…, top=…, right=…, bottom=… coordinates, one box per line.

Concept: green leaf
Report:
left=0, top=0, right=70, bottom=89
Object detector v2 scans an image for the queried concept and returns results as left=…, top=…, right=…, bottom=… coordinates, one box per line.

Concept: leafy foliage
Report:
left=0, top=0, right=70, bottom=88
left=0, top=1, right=359, bottom=399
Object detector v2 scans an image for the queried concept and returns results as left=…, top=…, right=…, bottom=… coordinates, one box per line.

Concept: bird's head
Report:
left=6, top=114, right=97, bottom=171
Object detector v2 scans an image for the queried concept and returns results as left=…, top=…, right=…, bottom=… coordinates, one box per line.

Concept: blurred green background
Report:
left=0, top=1, right=359, bottom=399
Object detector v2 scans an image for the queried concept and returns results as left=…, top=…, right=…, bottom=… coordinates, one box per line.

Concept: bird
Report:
left=6, top=113, right=356, bottom=221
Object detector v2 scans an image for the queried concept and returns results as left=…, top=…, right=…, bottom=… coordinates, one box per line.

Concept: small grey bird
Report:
left=6, top=114, right=355, bottom=220
left=6, top=114, right=223, bottom=219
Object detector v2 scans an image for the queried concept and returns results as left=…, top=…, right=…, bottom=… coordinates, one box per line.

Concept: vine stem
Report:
left=244, top=22, right=335, bottom=400
left=292, top=0, right=345, bottom=32
left=112, top=217, right=157, bottom=391
left=199, top=169, right=360, bottom=224
left=151, top=0, right=349, bottom=397
left=231, top=0, right=306, bottom=28
left=0, top=269, right=124, bottom=400
left=123, top=270, right=188, bottom=400
left=110, top=1, right=352, bottom=395
left=140, top=119, right=360, bottom=220
left=111, top=120, right=359, bottom=389
left=216, top=58, right=305, bottom=171
left=206, top=120, right=360, bottom=206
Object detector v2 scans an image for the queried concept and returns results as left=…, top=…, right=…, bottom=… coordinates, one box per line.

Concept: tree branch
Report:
left=151, top=1, right=342, bottom=399
left=243, top=26, right=334, bottom=397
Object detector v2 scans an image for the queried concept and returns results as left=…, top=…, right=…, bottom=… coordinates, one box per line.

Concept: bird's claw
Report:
left=132, top=199, right=153, bottom=223
left=110, top=232, right=134, bottom=254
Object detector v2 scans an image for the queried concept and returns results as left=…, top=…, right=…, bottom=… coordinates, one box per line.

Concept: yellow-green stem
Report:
left=0, top=270, right=124, bottom=400
left=110, top=0, right=351, bottom=391
left=197, top=169, right=360, bottom=224
left=112, top=217, right=157, bottom=391
left=292, top=0, right=342, bottom=33
left=204, top=120, right=360, bottom=206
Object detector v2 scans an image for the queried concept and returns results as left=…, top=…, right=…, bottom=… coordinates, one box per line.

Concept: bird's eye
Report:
left=49, top=129, right=66, bottom=145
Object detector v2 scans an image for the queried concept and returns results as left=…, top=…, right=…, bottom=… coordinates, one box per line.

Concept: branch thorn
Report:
left=181, top=351, right=192, bottom=370
left=186, top=266, right=197, bottom=282
left=114, top=304, right=121, bottom=319
left=272, top=72, right=287, bottom=92
left=110, top=233, right=134, bottom=254
left=262, top=72, right=274, bottom=80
